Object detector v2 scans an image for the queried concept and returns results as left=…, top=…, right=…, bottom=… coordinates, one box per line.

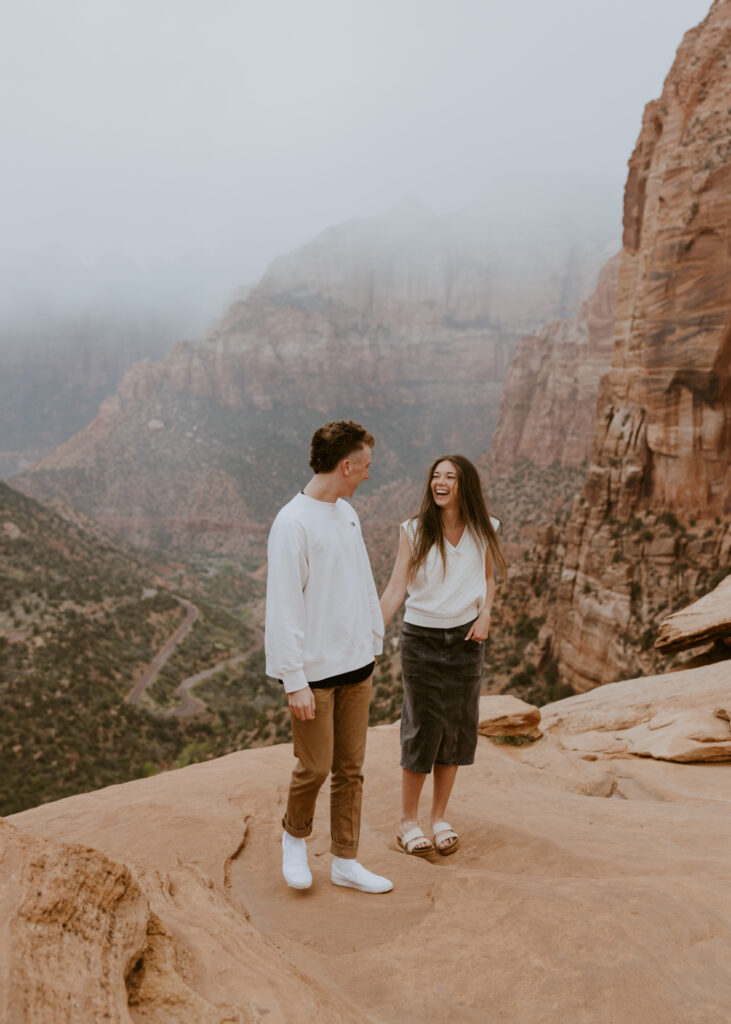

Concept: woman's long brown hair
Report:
left=408, top=455, right=507, bottom=582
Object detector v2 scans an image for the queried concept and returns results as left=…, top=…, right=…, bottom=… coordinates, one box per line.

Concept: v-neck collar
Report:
left=445, top=527, right=466, bottom=552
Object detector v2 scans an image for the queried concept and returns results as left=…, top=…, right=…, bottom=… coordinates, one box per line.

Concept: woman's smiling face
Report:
left=431, top=460, right=459, bottom=510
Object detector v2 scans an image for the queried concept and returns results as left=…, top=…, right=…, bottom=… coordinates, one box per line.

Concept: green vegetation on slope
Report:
left=0, top=483, right=269, bottom=814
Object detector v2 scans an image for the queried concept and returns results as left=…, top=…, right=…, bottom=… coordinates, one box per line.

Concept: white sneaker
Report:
left=281, top=831, right=312, bottom=890
left=331, top=857, right=393, bottom=894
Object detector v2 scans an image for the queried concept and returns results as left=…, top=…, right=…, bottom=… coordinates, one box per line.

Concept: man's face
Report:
left=342, top=445, right=372, bottom=495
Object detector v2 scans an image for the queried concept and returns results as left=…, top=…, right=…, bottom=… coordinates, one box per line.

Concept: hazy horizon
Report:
left=0, top=0, right=713, bottom=334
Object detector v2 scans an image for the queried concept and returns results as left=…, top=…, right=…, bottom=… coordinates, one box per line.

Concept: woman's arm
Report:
left=465, top=547, right=495, bottom=643
left=379, top=526, right=412, bottom=628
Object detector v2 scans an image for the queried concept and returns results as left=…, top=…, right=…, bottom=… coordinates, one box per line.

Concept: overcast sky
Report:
left=0, top=0, right=713, bottom=324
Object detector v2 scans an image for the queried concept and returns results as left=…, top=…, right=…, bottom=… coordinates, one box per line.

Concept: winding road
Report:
left=124, top=595, right=264, bottom=718
left=124, top=598, right=199, bottom=707
left=158, top=626, right=264, bottom=718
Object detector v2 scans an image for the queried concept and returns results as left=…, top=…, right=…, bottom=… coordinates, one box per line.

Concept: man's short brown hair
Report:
left=309, top=420, right=375, bottom=474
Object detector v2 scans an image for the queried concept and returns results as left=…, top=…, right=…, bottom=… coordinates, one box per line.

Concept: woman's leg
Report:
left=399, top=623, right=441, bottom=851
left=402, top=766, right=428, bottom=823
left=400, top=767, right=432, bottom=852
left=431, top=764, right=459, bottom=851
left=429, top=620, right=483, bottom=852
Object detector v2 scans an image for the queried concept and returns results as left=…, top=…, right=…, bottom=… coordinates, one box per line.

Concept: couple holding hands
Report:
left=265, top=420, right=504, bottom=894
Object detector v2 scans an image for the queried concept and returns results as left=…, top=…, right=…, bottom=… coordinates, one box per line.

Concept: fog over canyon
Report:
left=1, top=3, right=730, bottom=1022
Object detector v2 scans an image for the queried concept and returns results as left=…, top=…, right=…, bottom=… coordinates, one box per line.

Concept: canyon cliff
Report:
left=486, top=252, right=620, bottom=475
left=13, top=201, right=613, bottom=552
left=492, top=0, right=731, bottom=694
left=472, top=252, right=620, bottom=578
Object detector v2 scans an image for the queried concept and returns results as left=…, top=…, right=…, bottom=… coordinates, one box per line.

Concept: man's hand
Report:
left=288, top=685, right=316, bottom=721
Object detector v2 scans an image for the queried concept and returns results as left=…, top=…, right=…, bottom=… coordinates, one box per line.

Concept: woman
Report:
left=380, top=455, right=505, bottom=856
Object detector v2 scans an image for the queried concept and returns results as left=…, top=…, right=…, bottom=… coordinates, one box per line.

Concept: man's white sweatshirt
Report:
left=265, top=492, right=384, bottom=693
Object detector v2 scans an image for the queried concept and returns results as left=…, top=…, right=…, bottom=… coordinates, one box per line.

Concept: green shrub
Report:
left=658, top=511, right=680, bottom=531
left=639, top=628, right=655, bottom=651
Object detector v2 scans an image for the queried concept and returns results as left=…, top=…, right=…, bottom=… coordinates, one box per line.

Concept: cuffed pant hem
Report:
left=282, top=815, right=312, bottom=839
left=330, top=841, right=358, bottom=858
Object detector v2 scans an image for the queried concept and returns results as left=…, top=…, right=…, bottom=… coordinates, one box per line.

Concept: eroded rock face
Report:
left=488, top=252, right=620, bottom=474
left=0, top=819, right=148, bottom=1024
left=612, top=0, right=731, bottom=506
left=3, top=783, right=374, bottom=1024
left=536, top=0, right=731, bottom=690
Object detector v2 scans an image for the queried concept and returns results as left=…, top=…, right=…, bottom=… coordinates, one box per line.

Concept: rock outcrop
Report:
left=0, top=819, right=149, bottom=1024
left=6, top=662, right=731, bottom=1023
left=603, top=0, right=731, bottom=519
left=542, top=661, right=731, bottom=763
left=655, top=574, right=731, bottom=651
left=497, top=0, right=731, bottom=692
left=478, top=694, right=542, bottom=738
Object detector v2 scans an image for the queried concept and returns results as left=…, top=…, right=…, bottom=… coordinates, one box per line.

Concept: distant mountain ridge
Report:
left=14, top=197, right=615, bottom=552
left=0, top=311, right=184, bottom=478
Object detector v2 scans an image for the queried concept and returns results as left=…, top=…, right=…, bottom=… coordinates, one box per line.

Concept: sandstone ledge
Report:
left=541, top=662, right=731, bottom=763
left=478, top=694, right=542, bottom=738
left=655, top=576, right=731, bottom=652
left=5, top=663, right=731, bottom=1023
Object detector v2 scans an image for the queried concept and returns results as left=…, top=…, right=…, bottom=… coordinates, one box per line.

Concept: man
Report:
left=265, top=420, right=392, bottom=894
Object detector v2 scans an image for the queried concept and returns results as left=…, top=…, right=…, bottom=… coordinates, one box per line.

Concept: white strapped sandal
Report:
left=397, top=824, right=435, bottom=857
left=431, top=821, right=460, bottom=855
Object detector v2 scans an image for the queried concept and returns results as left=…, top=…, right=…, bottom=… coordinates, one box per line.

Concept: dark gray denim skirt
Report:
left=399, top=618, right=485, bottom=774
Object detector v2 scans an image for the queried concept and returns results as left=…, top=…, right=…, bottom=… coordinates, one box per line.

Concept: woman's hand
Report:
left=465, top=609, right=491, bottom=643
left=466, top=552, right=496, bottom=644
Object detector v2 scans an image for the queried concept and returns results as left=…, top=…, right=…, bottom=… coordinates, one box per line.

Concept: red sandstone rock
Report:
left=598, top=0, right=731, bottom=518
left=0, top=819, right=149, bottom=1023
left=655, top=574, right=731, bottom=651
left=540, top=0, right=731, bottom=690
left=488, top=252, right=620, bottom=473
left=542, top=662, right=731, bottom=763
left=478, top=694, right=542, bottom=737
left=6, top=663, right=731, bottom=1023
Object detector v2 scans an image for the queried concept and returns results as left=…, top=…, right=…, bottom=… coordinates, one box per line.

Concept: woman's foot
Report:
left=397, top=822, right=435, bottom=857
left=431, top=820, right=460, bottom=855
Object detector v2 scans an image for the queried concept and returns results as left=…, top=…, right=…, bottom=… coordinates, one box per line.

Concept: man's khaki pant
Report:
left=283, top=676, right=372, bottom=859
